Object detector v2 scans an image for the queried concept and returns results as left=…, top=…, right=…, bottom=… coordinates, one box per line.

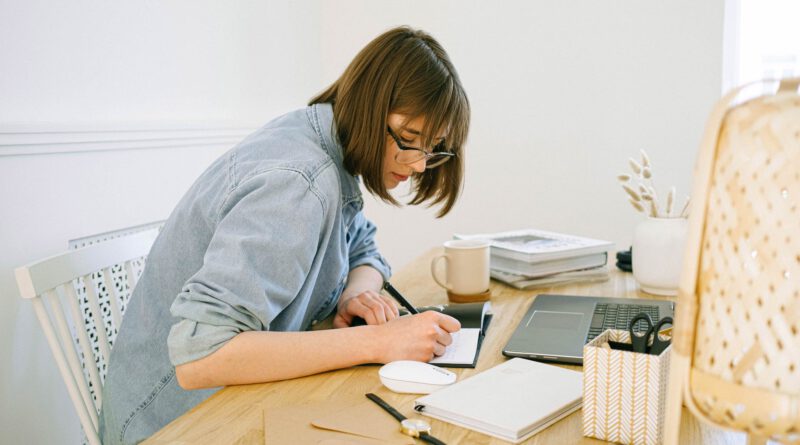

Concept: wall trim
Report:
left=0, top=124, right=257, bottom=157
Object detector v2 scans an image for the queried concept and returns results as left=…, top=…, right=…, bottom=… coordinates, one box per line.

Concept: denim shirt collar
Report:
left=308, top=103, right=364, bottom=210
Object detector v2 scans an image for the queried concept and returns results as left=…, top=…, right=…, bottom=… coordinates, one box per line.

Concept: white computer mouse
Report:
left=378, top=360, right=457, bottom=394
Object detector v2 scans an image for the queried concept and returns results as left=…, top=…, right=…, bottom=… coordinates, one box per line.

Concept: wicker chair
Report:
left=664, top=77, right=800, bottom=445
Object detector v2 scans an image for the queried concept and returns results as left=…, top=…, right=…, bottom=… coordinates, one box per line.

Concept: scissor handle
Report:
left=629, top=312, right=654, bottom=353
left=648, top=316, right=674, bottom=355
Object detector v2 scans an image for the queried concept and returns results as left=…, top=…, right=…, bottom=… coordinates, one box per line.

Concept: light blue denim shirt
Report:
left=99, top=103, right=391, bottom=445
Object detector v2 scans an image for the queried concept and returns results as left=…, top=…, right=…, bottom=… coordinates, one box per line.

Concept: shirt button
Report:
left=311, top=319, right=318, bottom=325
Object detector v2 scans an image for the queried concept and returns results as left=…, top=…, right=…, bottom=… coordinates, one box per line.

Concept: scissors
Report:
left=629, top=312, right=673, bottom=355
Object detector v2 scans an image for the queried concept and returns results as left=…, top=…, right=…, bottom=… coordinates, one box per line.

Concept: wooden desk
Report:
left=145, top=248, right=747, bottom=445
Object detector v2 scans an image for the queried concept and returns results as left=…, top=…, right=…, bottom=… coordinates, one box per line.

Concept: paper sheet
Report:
left=429, top=328, right=480, bottom=365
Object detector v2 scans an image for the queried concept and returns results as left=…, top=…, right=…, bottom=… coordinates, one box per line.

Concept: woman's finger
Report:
left=437, top=330, right=454, bottom=347
left=379, top=295, right=400, bottom=319
left=346, top=298, right=377, bottom=325
left=360, top=293, right=388, bottom=324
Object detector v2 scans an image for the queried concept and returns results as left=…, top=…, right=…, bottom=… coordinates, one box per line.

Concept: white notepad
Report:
left=429, top=329, right=480, bottom=365
left=413, top=358, right=583, bottom=443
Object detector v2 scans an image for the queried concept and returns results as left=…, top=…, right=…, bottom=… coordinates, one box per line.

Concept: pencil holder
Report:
left=582, top=329, right=671, bottom=445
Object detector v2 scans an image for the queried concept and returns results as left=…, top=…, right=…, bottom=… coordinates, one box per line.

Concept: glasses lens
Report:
left=395, top=149, right=425, bottom=165
left=394, top=150, right=453, bottom=168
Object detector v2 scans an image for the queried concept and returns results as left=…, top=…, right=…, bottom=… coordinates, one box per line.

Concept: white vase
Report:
left=632, top=217, right=689, bottom=296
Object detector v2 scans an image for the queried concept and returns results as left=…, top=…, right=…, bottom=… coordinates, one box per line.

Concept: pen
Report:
left=383, top=282, right=419, bottom=314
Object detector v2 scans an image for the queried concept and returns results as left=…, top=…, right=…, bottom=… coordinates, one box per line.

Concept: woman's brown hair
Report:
left=310, top=26, right=470, bottom=217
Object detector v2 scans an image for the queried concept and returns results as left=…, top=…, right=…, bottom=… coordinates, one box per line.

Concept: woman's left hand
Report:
left=333, top=290, right=400, bottom=328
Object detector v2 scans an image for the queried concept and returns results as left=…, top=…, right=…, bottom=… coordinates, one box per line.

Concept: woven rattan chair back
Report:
left=665, top=78, right=800, bottom=445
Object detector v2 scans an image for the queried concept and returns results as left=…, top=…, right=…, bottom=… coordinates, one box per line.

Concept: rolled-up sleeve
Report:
left=167, top=169, right=326, bottom=366
left=346, top=212, right=392, bottom=281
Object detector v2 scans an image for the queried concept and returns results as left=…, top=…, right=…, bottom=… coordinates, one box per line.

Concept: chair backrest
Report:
left=672, top=78, right=800, bottom=442
left=15, top=229, right=159, bottom=445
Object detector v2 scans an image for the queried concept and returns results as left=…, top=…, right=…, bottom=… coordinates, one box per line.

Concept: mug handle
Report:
left=430, top=254, right=451, bottom=290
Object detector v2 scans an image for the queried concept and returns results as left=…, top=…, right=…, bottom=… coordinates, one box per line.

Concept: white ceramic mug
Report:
left=430, top=239, right=491, bottom=295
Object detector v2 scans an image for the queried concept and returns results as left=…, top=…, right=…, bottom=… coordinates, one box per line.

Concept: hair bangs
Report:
left=407, top=74, right=470, bottom=217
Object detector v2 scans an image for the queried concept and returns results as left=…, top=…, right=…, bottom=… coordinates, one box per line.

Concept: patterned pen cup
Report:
left=583, top=329, right=671, bottom=445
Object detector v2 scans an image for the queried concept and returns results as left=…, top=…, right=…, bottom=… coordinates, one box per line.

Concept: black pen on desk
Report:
left=383, top=281, right=419, bottom=314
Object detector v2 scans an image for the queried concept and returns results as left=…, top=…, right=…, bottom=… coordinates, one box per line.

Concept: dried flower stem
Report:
left=618, top=149, right=688, bottom=219
left=629, top=158, right=643, bottom=175
left=679, top=196, right=691, bottom=218
left=648, top=186, right=661, bottom=216
left=666, top=186, right=675, bottom=217
left=622, top=184, right=641, bottom=201
left=640, top=149, right=651, bottom=168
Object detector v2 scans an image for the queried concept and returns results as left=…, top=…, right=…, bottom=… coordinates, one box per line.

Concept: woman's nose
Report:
left=410, top=157, right=427, bottom=173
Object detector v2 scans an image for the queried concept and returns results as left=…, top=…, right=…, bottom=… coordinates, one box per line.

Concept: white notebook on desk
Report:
left=413, top=358, right=583, bottom=443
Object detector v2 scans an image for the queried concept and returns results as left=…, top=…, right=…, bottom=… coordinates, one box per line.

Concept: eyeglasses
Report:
left=387, top=126, right=455, bottom=169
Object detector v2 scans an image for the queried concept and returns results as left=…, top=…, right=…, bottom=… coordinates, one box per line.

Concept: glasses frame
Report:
left=386, top=126, right=455, bottom=169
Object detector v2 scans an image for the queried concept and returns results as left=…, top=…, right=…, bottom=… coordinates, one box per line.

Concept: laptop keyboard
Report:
left=586, top=303, right=660, bottom=342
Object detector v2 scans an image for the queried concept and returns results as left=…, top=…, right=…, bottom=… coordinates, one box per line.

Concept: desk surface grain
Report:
left=144, top=248, right=748, bottom=445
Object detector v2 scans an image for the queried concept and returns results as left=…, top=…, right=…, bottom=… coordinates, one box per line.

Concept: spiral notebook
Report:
left=413, top=358, right=583, bottom=443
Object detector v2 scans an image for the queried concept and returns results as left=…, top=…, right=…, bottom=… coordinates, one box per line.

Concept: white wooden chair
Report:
left=664, top=78, right=800, bottom=444
left=15, top=229, right=159, bottom=445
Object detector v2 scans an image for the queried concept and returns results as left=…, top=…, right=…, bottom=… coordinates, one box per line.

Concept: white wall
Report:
left=1, top=1, right=724, bottom=443
left=319, top=0, right=724, bottom=269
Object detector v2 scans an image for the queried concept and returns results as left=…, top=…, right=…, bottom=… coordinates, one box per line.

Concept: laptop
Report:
left=502, top=294, right=675, bottom=365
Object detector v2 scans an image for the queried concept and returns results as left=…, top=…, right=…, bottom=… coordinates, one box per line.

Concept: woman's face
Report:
left=383, top=113, right=446, bottom=190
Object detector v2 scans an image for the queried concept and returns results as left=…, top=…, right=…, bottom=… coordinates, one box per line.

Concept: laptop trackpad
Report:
left=525, top=310, right=586, bottom=356
left=529, top=310, right=583, bottom=330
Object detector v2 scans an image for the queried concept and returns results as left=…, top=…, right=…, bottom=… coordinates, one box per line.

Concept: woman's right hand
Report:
left=373, top=311, right=461, bottom=363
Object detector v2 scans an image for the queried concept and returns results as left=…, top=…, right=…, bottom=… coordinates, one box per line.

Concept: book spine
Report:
left=491, top=245, right=610, bottom=263
left=490, top=253, right=608, bottom=277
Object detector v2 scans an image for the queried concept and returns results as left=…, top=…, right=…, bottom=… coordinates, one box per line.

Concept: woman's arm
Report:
left=175, top=310, right=460, bottom=390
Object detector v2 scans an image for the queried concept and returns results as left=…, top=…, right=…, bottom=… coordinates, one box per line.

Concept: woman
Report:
left=100, top=26, right=470, bottom=444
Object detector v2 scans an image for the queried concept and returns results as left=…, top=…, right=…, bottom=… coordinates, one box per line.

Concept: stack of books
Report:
left=454, top=229, right=614, bottom=290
